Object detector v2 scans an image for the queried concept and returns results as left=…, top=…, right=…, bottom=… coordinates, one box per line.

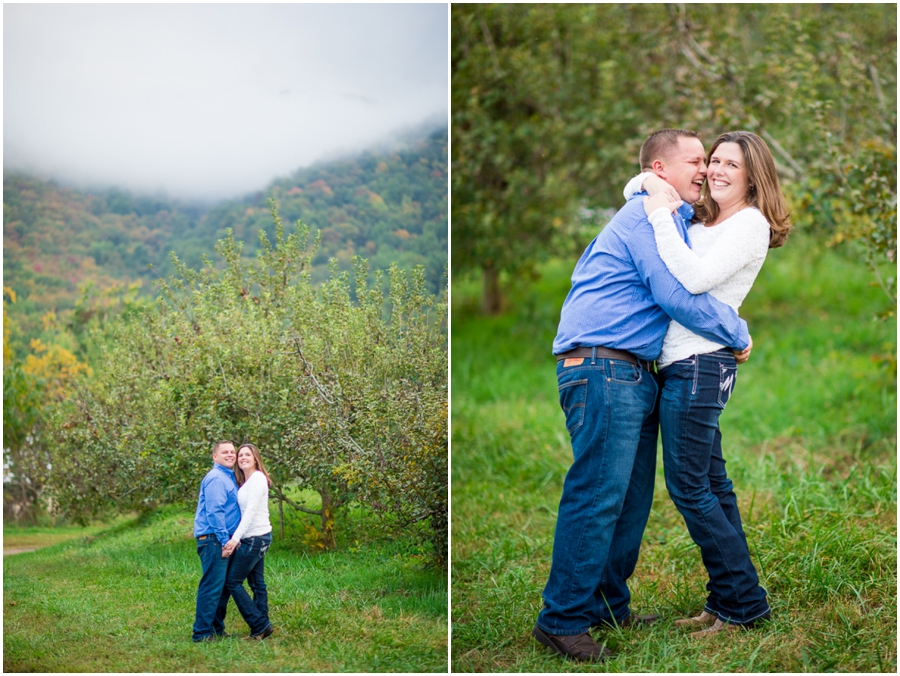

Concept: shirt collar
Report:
left=213, top=462, right=236, bottom=480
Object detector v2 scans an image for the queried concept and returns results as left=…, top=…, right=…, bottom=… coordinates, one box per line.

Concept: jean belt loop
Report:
left=590, top=346, right=597, bottom=365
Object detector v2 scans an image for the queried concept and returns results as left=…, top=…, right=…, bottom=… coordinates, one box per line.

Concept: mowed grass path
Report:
left=451, top=233, right=896, bottom=672
left=4, top=506, right=447, bottom=672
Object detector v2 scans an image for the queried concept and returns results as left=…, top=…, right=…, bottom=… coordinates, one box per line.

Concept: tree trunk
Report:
left=317, top=488, right=336, bottom=549
left=482, top=265, right=503, bottom=315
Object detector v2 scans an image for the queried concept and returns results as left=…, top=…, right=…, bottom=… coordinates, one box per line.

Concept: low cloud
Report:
left=3, top=3, right=448, bottom=202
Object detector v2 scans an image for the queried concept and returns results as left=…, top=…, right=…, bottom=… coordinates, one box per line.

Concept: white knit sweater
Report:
left=624, top=173, right=770, bottom=368
left=230, top=470, right=272, bottom=541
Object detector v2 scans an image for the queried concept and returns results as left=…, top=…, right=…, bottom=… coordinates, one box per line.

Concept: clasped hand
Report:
left=643, top=191, right=682, bottom=217
left=641, top=174, right=683, bottom=217
left=221, top=540, right=240, bottom=558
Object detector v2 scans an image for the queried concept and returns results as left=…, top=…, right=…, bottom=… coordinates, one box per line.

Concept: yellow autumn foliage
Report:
left=23, top=338, right=91, bottom=400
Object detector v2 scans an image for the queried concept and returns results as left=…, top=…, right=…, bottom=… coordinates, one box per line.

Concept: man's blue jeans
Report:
left=224, top=533, right=272, bottom=635
left=192, top=535, right=231, bottom=641
left=659, top=350, right=769, bottom=625
left=536, top=354, right=659, bottom=636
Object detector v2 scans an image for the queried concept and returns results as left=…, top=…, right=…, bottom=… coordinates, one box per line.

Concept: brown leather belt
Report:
left=556, top=346, right=655, bottom=373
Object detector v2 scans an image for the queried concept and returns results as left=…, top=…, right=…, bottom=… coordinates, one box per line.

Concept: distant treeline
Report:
left=3, top=125, right=448, bottom=346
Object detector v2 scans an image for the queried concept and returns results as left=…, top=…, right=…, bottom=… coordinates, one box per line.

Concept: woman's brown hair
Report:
left=693, top=131, right=793, bottom=248
left=234, top=443, right=272, bottom=488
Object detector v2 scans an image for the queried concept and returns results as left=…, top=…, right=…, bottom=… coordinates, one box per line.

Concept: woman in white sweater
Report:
left=223, top=443, right=274, bottom=640
left=624, top=131, right=792, bottom=638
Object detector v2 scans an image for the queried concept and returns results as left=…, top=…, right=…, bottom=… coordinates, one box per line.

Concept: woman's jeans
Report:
left=536, top=354, right=659, bottom=636
left=659, top=350, right=769, bottom=625
left=224, top=533, right=272, bottom=635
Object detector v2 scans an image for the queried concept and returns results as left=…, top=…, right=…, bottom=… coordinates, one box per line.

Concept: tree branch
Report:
left=478, top=16, right=502, bottom=79
left=291, top=337, right=368, bottom=457
left=215, top=353, right=230, bottom=396
left=758, top=129, right=803, bottom=178
left=116, top=486, right=138, bottom=501
left=292, top=339, right=333, bottom=405
left=271, top=485, right=323, bottom=516
left=867, top=63, right=895, bottom=139
left=674, top=4, right=722, bottom=81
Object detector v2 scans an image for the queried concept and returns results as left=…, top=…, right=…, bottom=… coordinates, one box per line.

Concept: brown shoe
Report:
left=689, top=618, right=741, bottom=639
left=243, top=624, right=274, bottom=641
left=621, top=612, right=660, bottom=628
left=532, top=625, right=612, bottom=662
left=593, top=612, right=660, bottom=630
left=674, top=610, right=717, bottom=628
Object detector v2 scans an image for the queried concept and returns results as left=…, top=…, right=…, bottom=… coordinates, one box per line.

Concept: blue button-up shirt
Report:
left=553, top=196, right=750, bottom=360
left=193, top=462, right=240, bottom=546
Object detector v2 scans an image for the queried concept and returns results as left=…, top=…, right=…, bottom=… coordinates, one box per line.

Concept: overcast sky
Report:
left=4, top=3, right=448, bottom=202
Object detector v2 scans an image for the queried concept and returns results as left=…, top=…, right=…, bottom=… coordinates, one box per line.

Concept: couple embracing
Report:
left=533, top=129, right=792, bottom=661
left=192, top=441, right=275, bottom=642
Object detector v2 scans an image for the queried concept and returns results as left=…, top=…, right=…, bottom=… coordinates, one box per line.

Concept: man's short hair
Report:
left=639, top=129, right=700, bottom=171
left=212, top=440, right=234, bottom=455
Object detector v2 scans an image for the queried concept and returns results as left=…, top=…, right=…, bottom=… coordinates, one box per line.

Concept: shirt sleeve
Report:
left=231, top=474, right=268, bottom=542
left=624, top=215, right=750, bottom=350
left=647, top=207, right=770, bottom=294
left=203, top=477, right=232, bottom=546
left=623, top=172, right=654, bottom=200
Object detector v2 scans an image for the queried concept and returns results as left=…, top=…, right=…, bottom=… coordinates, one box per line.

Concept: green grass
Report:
left=4, top=502, right=447, bottom=672
left=450, top=233, right=896, bottom=672
left=4, top=520, right=124, bottom=550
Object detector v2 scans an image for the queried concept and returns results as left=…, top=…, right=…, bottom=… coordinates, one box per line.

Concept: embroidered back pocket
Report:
left=717, top=362, right=738, bottom=408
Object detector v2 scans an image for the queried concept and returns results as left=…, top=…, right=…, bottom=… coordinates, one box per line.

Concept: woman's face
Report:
left=706, top=142, right=750, bottom=208
left=237, top=447, right=257, bottom=473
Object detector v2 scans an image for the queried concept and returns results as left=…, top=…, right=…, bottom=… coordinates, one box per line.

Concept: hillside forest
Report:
left=4, top=124, right=448, bottom=358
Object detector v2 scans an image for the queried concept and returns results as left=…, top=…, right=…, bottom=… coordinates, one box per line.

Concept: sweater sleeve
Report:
left=230, top=473, right=268, bottom=542
left=646, top=206, right=770, bottom=294
left=623, top=171, right=654, bottom=200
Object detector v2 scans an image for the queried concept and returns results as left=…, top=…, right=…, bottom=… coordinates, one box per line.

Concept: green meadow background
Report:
left=451, top=231, right=896, bottom=672
left=4, top=498, right=448, bottom=673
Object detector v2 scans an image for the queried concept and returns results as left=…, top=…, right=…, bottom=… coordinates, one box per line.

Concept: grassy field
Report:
left=4, top=521, right=122, bottom=551
left=4, top=501, right=447, bottom=672
left=450, top=232, right=897, bottom=672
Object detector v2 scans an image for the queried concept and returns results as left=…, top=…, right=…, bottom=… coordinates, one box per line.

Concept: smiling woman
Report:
left=705, top=142, right=750, bottom=215
left=694, top=131, right=793, bottom=247
left=222, top=443, right=275, bottom=641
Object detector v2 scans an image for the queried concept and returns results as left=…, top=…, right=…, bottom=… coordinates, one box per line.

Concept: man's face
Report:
left=212, top=443, right=236, bottom=469
left=657, top=136, right=707, bottom=204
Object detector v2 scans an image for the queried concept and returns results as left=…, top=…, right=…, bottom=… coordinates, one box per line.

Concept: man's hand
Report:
left=642, top=174, right=681, bottom=201
left=733, top=335, right=753, bottom=364
left=221, top=540, right=239, bottom=558
left=644, top=192, right=682, bottom=217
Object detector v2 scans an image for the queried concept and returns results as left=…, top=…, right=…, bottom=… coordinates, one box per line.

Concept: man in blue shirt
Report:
left=532, top=130, right=752, bottom=661
left=192, top=440, right=241, bottom=642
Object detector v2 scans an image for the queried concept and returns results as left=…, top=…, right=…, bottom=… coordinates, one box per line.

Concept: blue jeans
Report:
left=659, top=350, right=770, bottom=625
left=536, top=353, right=659, bottom=636
left=192, top=535, right=232, bottom=641
left=224, top=533, right=272, bottom=635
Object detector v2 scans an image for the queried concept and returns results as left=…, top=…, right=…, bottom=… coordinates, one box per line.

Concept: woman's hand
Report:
left=643, top=192, right=683, bottom=217
left=642, top=174, right=681, bottom=200
left=222, top=539, right=240, bottom=558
